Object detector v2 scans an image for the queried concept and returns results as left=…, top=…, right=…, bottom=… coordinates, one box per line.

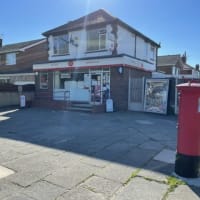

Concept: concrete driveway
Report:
left=0, top=108, right=199, bottom=200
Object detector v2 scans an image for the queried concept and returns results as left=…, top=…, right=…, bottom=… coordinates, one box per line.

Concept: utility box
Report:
left=175, top=82, right=200, bottom=178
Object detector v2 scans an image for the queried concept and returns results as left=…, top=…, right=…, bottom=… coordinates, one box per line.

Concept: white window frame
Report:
left=87, top=28, right=106, bottom=52
left=53, top=34, right=69, bottom=55
left=150, top=45, right=155, bottom=61
left=144, top=42, right=148, bottom=60
left=6, top=53, right=16, bottom=65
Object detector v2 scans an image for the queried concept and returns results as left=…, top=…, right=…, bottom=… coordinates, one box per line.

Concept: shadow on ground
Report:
left=0, top=107, right=199, bottom=199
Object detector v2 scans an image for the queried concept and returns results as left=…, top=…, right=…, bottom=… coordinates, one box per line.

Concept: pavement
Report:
left=0, top=107, right=199, bottom=200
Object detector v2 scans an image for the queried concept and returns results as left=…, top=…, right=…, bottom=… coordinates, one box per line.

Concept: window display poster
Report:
left=144, top=79, right=169, bottom=114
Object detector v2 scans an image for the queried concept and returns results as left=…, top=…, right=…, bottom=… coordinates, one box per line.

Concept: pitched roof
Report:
left=0, top=38, right=45, bottom=54
left=183, top=63, right=193, bottom=70
left=157, top=55, right=181, bottom=66
left=43, top=9, right=115, bottom=36
left=43, top=9, right=159, bottom=47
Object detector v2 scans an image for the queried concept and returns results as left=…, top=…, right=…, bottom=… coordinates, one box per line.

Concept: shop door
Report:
left=128, top=77, right=145, bottom=111
left=91, top=73, right=102, bottom=104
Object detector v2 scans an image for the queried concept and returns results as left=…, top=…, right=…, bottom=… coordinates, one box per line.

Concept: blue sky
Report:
left=1, top=0, right=200, bottom=66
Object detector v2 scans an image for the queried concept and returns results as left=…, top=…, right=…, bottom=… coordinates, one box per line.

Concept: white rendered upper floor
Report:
left=34, top=9, right=160, bottom=72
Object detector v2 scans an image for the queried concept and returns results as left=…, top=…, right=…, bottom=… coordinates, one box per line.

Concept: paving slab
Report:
left=154, top=149, right=176, bottom=164
left=0, top=165, right=15, bottom=179
left=95, top=162, right=137, bottom=184
left=93, top=141, right=135, bottom=163
left=81, top=175, right=122, bottom=198
left=44, top=163, right=98, bottom=189
left=138, top=160, right=174, bottom=182
left=2, top=193, right=35, bottom=200
left=21, top=180, right=66, bottom=200
left=80, top=156, right=111, bottom=168
left=57, top=186, right=106, bottom=200
left=0, top=180, right=22, bottom=199
left=119, top=147, right=157, bottom=167
left=167, top=185, right=200, bottom=200
left=113, top=177, right=168, bottom=200
left=139, top=140, right=164, bottom=151
left=6, top=170, right=50, bottom=187
left=0, top=151, right=23, bottom=164
left=174, top=173, right=200, bottom=187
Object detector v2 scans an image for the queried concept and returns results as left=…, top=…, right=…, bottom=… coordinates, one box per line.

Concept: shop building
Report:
left=33, top=9, right=159, bottom=112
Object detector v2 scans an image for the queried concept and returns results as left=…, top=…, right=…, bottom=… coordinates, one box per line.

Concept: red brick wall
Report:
left=35, top=71, right=53, bottom=100
left=110, top=67, right=151, bottom=111
left=110, top=67, right=129, bottom=111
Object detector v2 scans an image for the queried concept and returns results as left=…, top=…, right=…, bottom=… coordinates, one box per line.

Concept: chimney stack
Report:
left=195, top=64, right=199, bottom=71
left=181, top=52, right=187, bottom=64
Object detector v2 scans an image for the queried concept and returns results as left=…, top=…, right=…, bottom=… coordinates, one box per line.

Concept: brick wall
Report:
left=110, top=67, right=129, bottom=111
left=35, top=71, right=53, bottom=101
left=110, top=67, right=151, bottom=111
left=0, top=41, right=48, bottom=74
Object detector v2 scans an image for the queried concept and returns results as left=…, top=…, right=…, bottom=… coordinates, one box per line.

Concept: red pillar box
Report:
left=175, top=82, right=200, bottom=178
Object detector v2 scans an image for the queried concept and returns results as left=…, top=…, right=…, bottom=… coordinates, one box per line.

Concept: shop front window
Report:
left=54, top=72, right=70, bottom=89
left=54, top=72, right=85, bottom=90
left=102, top=72, right=110, bottom=102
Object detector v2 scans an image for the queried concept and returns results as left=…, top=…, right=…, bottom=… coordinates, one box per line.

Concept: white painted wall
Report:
left=49, top=26, right=112, bottom=61
left=47, top=23, right=157, bottom=70
left=136, top=36, right=146, bottom=60
left=117, top=25, right=135, bottom=56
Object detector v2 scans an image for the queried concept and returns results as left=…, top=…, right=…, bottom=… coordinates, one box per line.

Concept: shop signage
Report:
left=61, top=73, right=71, bottom=79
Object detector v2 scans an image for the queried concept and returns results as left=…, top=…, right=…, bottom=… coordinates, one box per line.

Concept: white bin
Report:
left=106, top=99, right=113, bottom=112
left=20, top=95, right=26, bottom=108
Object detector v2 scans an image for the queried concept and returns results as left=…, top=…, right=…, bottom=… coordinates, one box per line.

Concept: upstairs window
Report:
left=87, top=28, right=106, bottom=51
left=6, top=53, right=16, bottom=65
left=53, top=34, right=69, bottom=55
left=150, top=46, right=155, bottom=61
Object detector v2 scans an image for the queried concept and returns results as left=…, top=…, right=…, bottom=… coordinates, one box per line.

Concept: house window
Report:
left=40, top=72, right=48, bottom=89
left=150, top=46, right=155, bottom=60
left=144, top=42, right=148, bottom=60
left=87, top=28, right=106, bottom=51
left=53, top=34, right=69, bottom=55
left=6, top=53, right=16, bottom=65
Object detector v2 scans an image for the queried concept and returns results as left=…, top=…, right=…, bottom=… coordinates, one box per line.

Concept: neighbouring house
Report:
left=33, top=9, right=160, bottom=112
left=0, top=38, right=48, bottom=107
left=0, top=38, right=48, bottom=85
left=153, top=54, right=200, bottom=115
left=156, top=54, right=200, bottom=79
